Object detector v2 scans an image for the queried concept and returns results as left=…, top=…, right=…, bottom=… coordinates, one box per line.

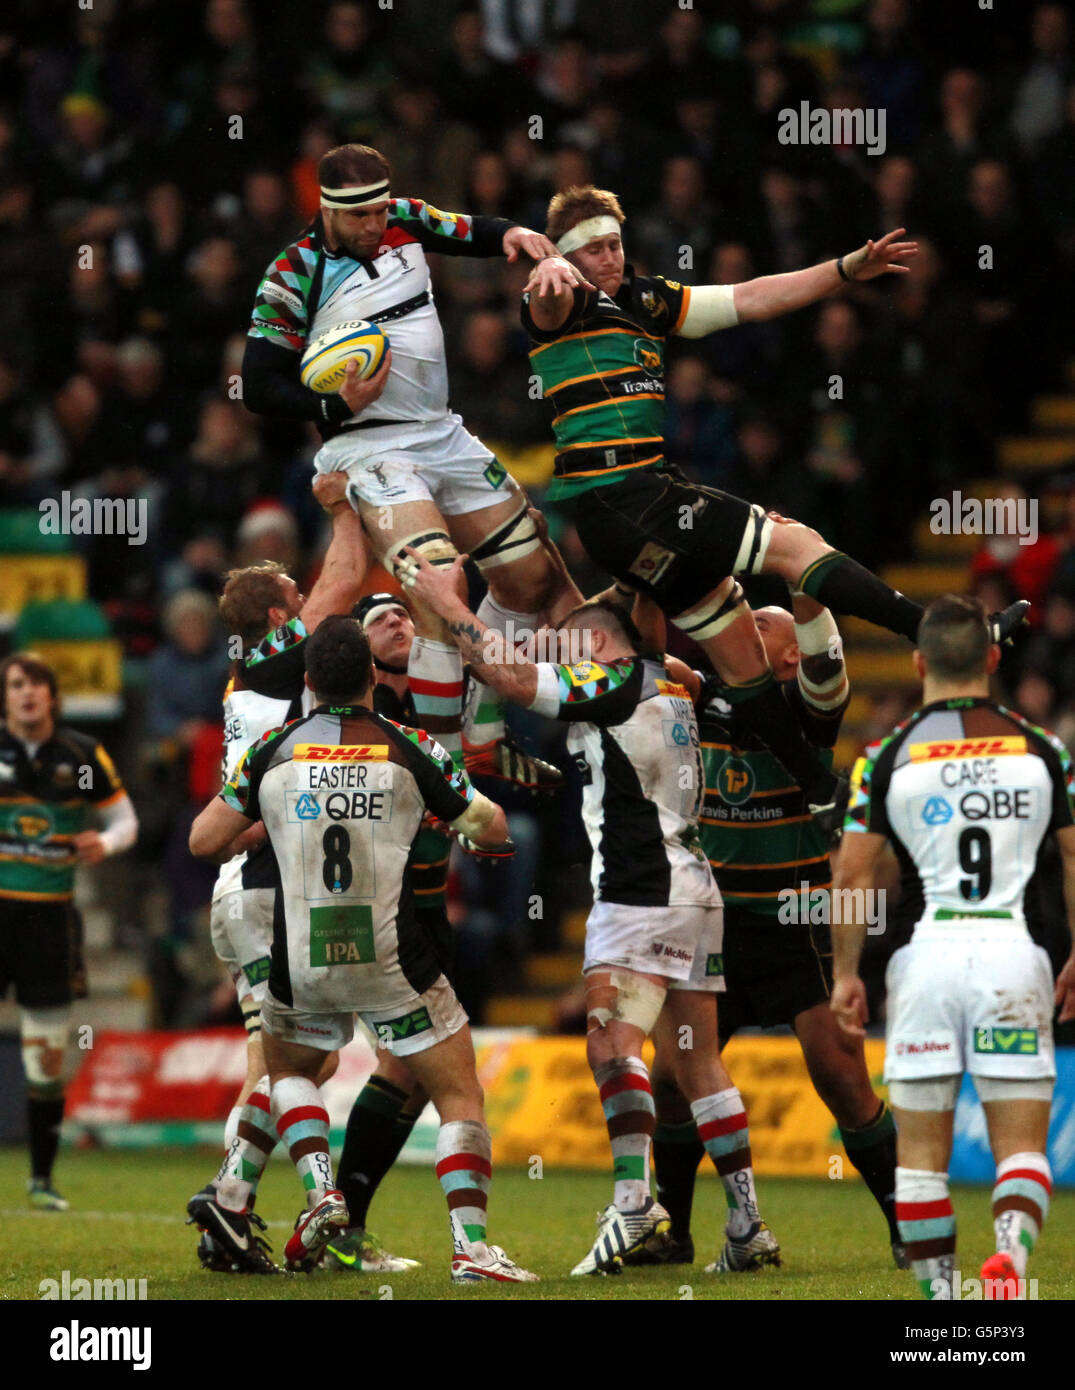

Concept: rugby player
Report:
left=242, top=141, right=584, bottom=793
left=0, top=654, right=138, bottom=1210
left=186, top=474, right=372, bottom=1273
left=521, top=188, right=1028, bottom=825
left=399, top=549, right=780, bottom=1276
left=624, top=593, right=904, bottom=1269
left=322, top=589, right=460, bottom=1274
left=190, top=617, right=537, bottom=1283
left=831, top=595, right=1075, bottom=1299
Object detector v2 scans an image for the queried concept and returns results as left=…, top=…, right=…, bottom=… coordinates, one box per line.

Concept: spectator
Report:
left=298, top=1, right=391, bottom=145
left=1011, top=3, right=1070, bottom=155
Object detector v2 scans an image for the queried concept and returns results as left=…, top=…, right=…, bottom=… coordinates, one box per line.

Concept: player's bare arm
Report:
left=830, top=828, right=887, bottom=1037
left=1055, top=824, right=1075, bottom=1023
left=791, top=588, right=849, bottom=708
left=722, top=229, right=917, bottom=328
left=298, top=481, right=372, bottom=633
left=399, top=548, right=539, bottom=705
left=189, top=797, right=254, bottom=862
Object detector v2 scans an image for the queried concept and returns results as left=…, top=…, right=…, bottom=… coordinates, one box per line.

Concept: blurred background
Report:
left=0, top=0, right=1073, bottom=1046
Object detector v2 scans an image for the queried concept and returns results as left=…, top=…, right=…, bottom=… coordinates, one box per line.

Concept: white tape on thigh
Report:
left=469, top=503, right=542, bottom=573
left=586, top=969, right=666, bottom=1034
left=732, top=504, right=775, bottom=576
left=672, top=576, right=745, bottom=643
left=888, top=1076, right=962, bottom=1111
left=20, top=1005, right=71, bottom=1087
left=974, top=1075, right=1055, bottom=1103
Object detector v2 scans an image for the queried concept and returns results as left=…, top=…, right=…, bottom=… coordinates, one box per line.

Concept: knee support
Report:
left=974, top=1076, right=1055, bottom=1103
left=888, top=1077, right=961, bottom=1111
left=387, top=528, right=458, bottom=579
left=468, top=502, right=542, bottom=573
left=21, top=1006, right=70, bottom=1098
left=585, top=970, right=666, bottom=1036
left=672, top=575, right=746, bottom=644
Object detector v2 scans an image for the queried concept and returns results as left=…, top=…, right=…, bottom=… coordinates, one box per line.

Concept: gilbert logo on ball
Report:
left=300, top=320, right=389, bottom=393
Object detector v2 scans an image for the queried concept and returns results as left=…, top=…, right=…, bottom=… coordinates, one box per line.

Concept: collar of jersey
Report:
left=314, top=702, right=374, bottom=715
left=919, top=695, right=994, bottom=713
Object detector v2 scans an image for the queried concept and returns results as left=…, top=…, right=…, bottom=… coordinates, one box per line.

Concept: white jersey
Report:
left=221, top=704, right=477, bottom=1014
left=530, top=655, right=720, bottom=909
left=212, top=617, right=310, bottom=901
left=846, top=697, right=1075, bottom=929
left=247, top=198, right=512, bottom=451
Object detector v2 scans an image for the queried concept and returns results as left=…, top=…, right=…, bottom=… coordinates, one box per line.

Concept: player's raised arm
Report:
left=299, top=473, right=373, bottom=632
left=791, top=588, right=849, bottom=712
left=397, top=549, right=540, bottom=706
left=523, top=256, right=589, bottom=332
left=678, top=228, right=918, bottom=333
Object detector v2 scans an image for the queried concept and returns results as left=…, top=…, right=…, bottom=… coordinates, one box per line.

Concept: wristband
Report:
left=835, top=256, right=850, bottom=283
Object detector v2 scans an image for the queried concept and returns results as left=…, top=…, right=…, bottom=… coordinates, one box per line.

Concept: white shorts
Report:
left=210, top=890, right=275, bottom=1005
left=314, top=413, right=517, bottom=524
left=261, top=974, right=467, bottom=1058
left=884, top=923, right=1056, bottom=1083
left=584, top=900, right=725, bottom=991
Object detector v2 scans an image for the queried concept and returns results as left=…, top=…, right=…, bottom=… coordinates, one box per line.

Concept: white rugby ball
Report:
left=300, top=320, right=389, bottom=393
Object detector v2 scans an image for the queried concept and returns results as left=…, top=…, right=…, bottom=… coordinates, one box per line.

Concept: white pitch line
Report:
left=0, top=1208, right=292, bottom=1230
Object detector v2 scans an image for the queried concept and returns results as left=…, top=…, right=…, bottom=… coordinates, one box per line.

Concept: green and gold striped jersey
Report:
left=0, top=726, right=125, bottom=901
left=697, top=677, right=847, bottom=917
left=521, top=268, right=690, bottom=499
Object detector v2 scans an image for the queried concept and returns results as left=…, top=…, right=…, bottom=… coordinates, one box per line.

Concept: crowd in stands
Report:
left=2, top=0, right=1074, bottom=1023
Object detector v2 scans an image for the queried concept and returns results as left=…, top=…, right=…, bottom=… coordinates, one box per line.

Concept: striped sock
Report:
left=408, top=637, right=464, bottom=764
left=435, top=1119, right=492, bottom=1254
left=896, top=1167, right=956, bottom=1298
left=691, top=1088, right=759, bottom=1239
left=272, top=1076, right=335, bottom=1209
left=216, top=1077, right=278, bottom=1211
left=595, top=1057, right=656, bottom=1211
left=992, top=1151, right=1051, bottom=1278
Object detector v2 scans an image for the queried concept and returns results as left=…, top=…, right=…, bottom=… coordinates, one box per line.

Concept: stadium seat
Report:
left=13, top=599, right=124, bottom=720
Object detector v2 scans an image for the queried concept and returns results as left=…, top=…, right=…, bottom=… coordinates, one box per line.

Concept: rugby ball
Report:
left=300, top=320, right=389, bottom=393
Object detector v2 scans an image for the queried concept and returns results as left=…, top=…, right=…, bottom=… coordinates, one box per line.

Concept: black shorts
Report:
left=573, top=468, right=766, bottom=616
left=0, top=899, right=87, bottom=1008
left=717, top=905, right=832, bottom=1044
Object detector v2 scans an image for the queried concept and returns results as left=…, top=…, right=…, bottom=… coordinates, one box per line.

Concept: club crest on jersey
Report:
left=633, top=339, right=662, bottom=372
left=921, top=796, right=954, bottom=825
left=718, top=756, right=755, bottom=806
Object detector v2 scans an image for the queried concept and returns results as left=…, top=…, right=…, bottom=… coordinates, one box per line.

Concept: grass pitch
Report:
left=2, top=1146, right=1072, bottom=1301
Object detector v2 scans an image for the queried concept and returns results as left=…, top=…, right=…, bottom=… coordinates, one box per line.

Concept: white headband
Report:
left=320, top=179, right=391, bottom=210
left=359, top=598, right=407, bottom=629
left=556, top=215, right=622, bottom=254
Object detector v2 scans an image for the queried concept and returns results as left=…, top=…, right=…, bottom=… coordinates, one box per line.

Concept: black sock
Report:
left=839, top=1101, right=900, bottom=1242
left=28, top=1095, right=65, bottom=1184
left=797, top=551, right=923, bottom=642
left=726, top=672, right=837, bottom=803
left=653, top=1121, right=705, bottom=1242
left=337, top=1077, right=416, bottom=1229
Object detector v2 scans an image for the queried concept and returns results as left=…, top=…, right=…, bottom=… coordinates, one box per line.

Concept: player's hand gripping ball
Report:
left=300, top=320, right=389, bottom=392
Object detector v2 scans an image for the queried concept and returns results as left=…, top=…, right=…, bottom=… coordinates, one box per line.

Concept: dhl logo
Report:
left=293, top=744, right=389, bottom=761
left=909, top=736, right=1026, bottom=761
left=656, top=680, right=690, bottom=700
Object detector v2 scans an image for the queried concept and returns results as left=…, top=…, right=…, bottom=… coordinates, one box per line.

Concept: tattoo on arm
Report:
left=448, top=618, right=488, bottom=666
